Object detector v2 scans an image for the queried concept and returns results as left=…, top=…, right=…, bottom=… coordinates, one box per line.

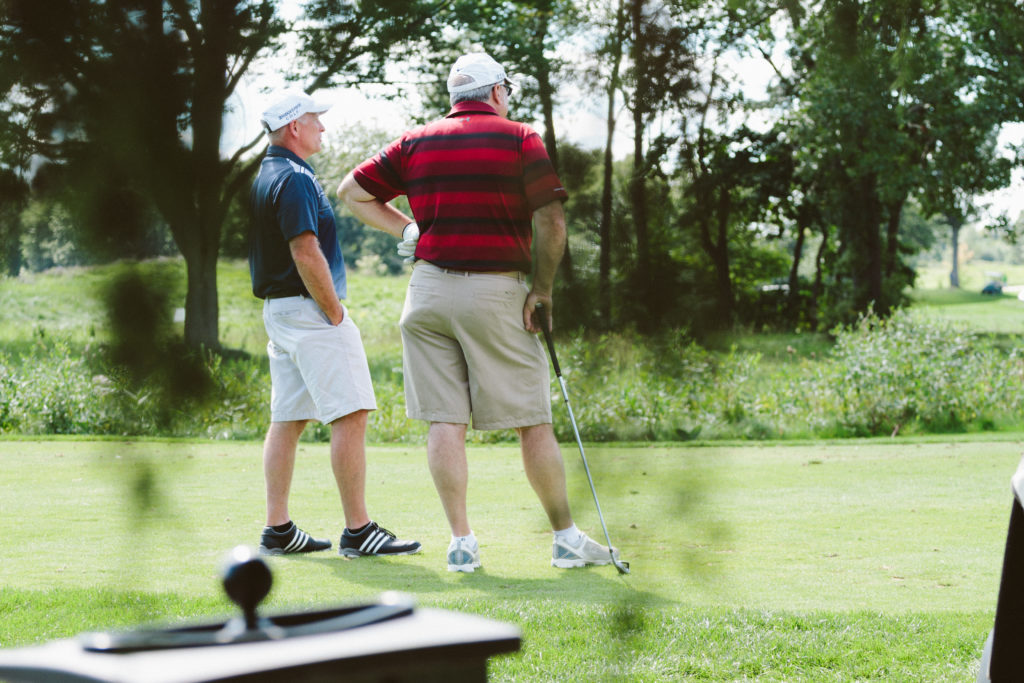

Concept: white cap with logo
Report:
left=260, top=88, right=332, bottom=132
left=447, top=52, right=517, bottom=94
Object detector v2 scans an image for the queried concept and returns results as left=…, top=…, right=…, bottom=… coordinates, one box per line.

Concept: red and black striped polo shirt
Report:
left=352, top=101, right=568, bottom=273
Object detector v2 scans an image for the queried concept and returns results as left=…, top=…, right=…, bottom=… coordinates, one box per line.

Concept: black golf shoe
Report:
left=258, top=523, right=332, bottom=555
left=339, top=521, right=421, bottom=557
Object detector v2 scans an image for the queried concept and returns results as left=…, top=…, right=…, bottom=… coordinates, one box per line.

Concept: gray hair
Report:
left=450, top=83, right=496, bottom=106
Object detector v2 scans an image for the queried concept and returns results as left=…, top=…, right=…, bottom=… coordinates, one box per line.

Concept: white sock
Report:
left=554, top=524, right=583, bottom=545
left=452, top=532, right=477, bottom=548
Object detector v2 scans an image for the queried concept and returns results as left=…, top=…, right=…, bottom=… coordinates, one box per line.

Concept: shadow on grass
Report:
left=0, top=587, right=231, bottom=648
left=278, top=553, right=671, bottom=608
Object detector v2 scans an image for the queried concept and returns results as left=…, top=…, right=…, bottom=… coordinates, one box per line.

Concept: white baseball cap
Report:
left=260, top=88, right=331, bottom=132
left=446, top=52, right=517, bottom=94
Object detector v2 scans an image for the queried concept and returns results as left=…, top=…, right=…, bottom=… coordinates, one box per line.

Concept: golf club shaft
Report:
left=537, top=306, right=627, bottom=573
left=553, top=372, right=616, bottom=550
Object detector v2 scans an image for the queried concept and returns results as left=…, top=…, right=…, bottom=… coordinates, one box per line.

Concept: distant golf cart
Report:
left=982, top=272, right=1006, bottom=295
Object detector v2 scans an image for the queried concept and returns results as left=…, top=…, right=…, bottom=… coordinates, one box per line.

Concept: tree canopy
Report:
left=0, top=0, right=1021, bottom=343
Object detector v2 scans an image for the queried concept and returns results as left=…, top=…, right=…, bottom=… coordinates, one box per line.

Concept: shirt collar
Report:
left=445, top=101, right=499, bottom=118
left=266, top=145, right=314, bottom=172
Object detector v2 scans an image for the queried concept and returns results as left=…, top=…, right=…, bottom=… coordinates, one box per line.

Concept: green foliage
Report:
left=813, top=309, right=1023, bottom=437
left=762, top=0, right=1020, bottom=328
left=541, top=308, right=1024, bottom=441
left=0, top=337, right=113, bottom=435
left=547, top=331, right=709, bottom=442
left=0, top=333, right=269, bottom=439
left=19, top=201, right=90, bottom=271
left=3, top=262, right=1024, bottom=442
left=2, top=0, right=1020, bottom=344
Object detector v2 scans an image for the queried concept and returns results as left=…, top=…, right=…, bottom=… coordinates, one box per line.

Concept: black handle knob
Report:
left=222, top=546, right=272, bottom=631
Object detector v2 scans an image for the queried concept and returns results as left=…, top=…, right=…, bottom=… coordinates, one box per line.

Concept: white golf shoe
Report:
left=447, top=536, right=481, bottom=573
left=551, top=532, right=620, bottom=569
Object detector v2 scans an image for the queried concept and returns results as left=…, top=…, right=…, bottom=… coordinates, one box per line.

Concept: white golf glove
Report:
left=397, top=221, right=419, bottom=264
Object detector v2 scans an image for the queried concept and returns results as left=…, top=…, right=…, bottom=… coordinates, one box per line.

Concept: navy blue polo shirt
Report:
left=249, top=145, right=347, bottom=300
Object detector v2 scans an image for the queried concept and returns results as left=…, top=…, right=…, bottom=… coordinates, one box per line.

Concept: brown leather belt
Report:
left=418, top=262, right=523, bottom=280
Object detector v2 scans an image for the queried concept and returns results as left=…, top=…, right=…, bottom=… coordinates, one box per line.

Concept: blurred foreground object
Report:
left=0, top=546, right=519, bottom=682
left=977, top=457, right=1024, bottom=682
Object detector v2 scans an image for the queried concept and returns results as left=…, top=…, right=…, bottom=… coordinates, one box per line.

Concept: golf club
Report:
left=536, top=303, right=630, bottom=574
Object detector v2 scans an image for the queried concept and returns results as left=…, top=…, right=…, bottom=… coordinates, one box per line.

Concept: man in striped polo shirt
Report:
left=338, top=53, right=621, bottom=573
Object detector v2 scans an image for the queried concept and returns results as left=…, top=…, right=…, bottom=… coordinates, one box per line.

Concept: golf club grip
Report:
left=536, top=305, right=562, bottom=376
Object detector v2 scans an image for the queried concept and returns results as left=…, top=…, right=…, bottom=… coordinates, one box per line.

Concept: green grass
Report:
left=0, top=436, right=1016, bottom=680
left=910, top=258, right=1024, bottom=336
left=908, top=287, right=1024, bottom=336
left=0, top=263, right=117, bottom=356
left=0, top=259, right=409, bottom=358
left=195, top=258, right=411, bottom=358
left=3, top=260, right=1023, bottom=678
left=914, top=261, right=1024, bottom=293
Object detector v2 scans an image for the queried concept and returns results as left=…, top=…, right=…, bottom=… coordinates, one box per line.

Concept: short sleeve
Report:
left=275, top=174, right=321, bottom=241
left=352, top=137, right=406, bottom=202
left=521, top=130, right=568, bottom=210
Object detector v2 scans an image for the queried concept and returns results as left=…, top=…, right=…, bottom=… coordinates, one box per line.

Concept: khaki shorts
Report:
left=399, top=263, right=552, bottom=430
left=263, top=296, right=377, bottom=424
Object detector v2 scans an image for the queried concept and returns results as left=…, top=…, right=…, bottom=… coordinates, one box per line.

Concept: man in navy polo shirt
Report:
left=338, top=54, right=620, bottom=573
left=249, top=88, right=419, bottom=559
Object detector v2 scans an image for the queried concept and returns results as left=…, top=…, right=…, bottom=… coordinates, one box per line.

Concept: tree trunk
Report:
left=948, top=214, right=962, bottom=288
left=811, top=226, right=829, bottom=325
left=786, top=222, right=807, bottom=319
left=883, top=199, right=903, bottom=278
left=183, top=240, right=220, bottom=350
left=535, top=32, right=574, bottom=286
left=1, top=205, right=21, bottom=277
left=844, top=173, right=883, bottom=315
left=177, top=2, right=232, bottom=352
left=630, top=114, right=649, bottom=275
left=598, top=97, right=615, bottom=323
left=598, top=0, right=627, bottom=324
left=629, top=0, right=649, bottom=276
left=712, top=185, right=733, bottom=323
left=694, top=179, right=732, bottom=328
left=864, top=194, right=884, bottom=313
left=536, top=47, right=559, bottom=175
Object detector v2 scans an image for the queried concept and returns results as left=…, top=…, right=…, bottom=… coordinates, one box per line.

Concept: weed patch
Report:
left=2, top=262, right=1023, bottom=442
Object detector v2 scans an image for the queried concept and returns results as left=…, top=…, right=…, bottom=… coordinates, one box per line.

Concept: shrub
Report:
left=546, top=331, right=713, bottom=442
left=812, top=309, right=1022, bottom=437
left=0, top=337, right=266, bottom=439
left=0, top=337, right=128, bottom=434
left=2, top=305, right=1022, bottom=443
left=184, top=352, right=269, bottom=440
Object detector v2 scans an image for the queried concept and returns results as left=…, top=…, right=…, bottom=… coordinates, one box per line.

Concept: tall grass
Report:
left=1, top=259, right=1023, bottom=441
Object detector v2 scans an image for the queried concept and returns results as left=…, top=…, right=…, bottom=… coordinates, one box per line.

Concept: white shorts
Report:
left=263, top=296, right=377, bottom=424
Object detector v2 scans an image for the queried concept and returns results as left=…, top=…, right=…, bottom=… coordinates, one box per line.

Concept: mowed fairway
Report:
left=1, top=436, right=1019, bottom=680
